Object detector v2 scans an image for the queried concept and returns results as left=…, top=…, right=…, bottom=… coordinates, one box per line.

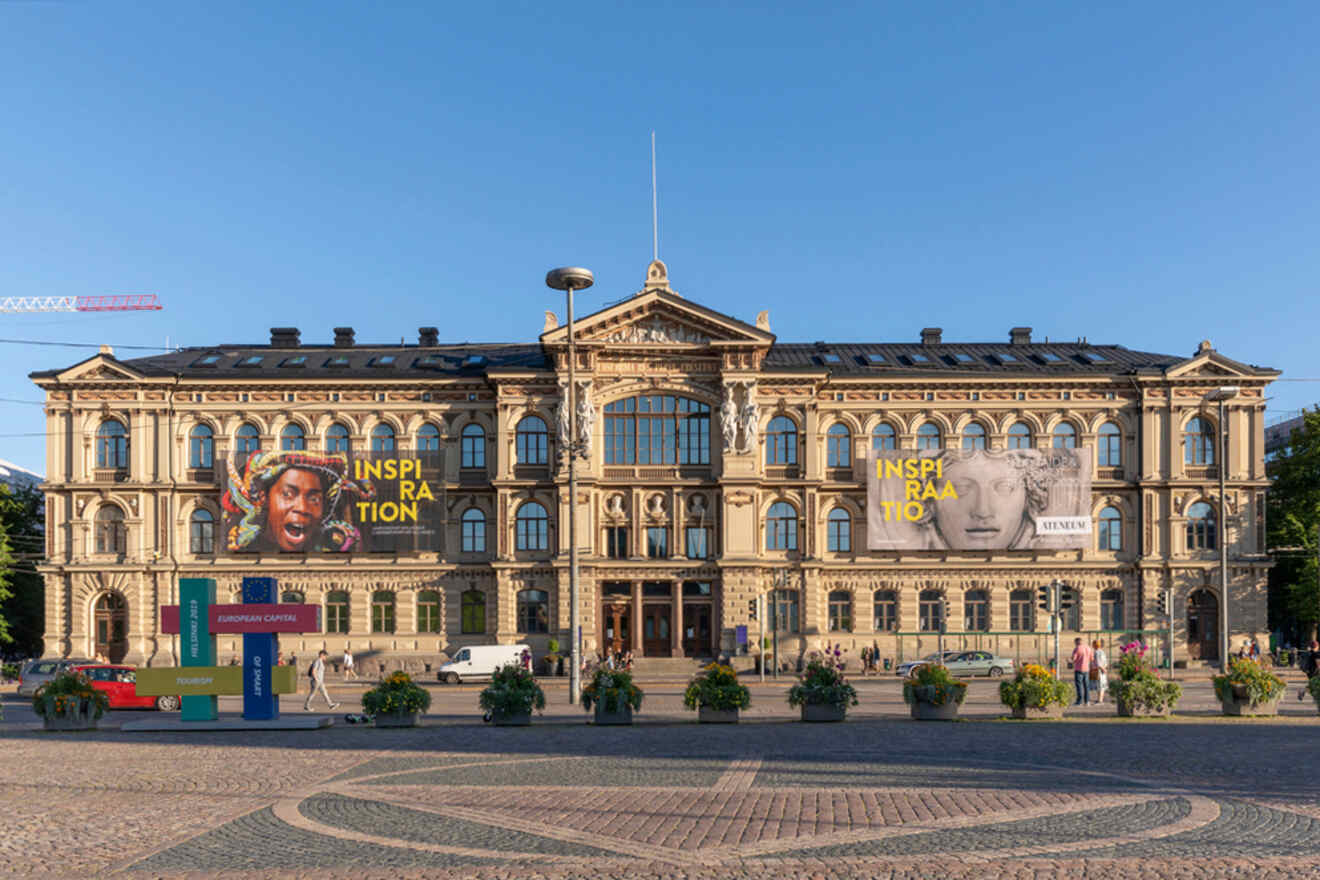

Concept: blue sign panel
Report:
left=241, top=576, right=279, bottom=721
left=735, top=625, right=748, bottom=648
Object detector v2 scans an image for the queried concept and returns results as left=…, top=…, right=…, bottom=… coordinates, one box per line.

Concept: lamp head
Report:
left=1207, top=386, right=1240, bottom=401
left=545, top=267, right=595, bottom=292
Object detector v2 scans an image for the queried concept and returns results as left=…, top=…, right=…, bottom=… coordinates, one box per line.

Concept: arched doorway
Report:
left=1187, top=589, right=1218, bottom=661
left=94, top=592, right=129, bottom=663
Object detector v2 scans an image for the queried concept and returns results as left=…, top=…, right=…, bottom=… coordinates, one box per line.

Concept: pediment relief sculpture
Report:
left=604, top=316, right=710, bottom=345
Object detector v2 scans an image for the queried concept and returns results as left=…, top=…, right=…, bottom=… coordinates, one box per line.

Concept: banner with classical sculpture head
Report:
left=866, top=447, right=1092, bottom=550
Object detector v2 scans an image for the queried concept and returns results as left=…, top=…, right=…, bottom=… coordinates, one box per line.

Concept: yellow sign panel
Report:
left=136, top=665, right=297, bottom=696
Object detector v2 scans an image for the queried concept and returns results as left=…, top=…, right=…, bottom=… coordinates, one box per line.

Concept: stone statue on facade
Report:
left=737, top=382, right=759, bottom=455
left=720, top=383, right=738, bottom=453
left=575, top=380, right=594, bottom=458
left=555, top=382, right=571, bottom=453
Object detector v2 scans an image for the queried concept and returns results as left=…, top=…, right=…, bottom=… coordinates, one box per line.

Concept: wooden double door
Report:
left=1186, top=589, right=1219, bottom=661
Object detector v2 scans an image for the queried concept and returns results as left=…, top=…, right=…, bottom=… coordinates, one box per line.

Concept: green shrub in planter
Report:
left=787, top=660, right=858, bottom=712
left=902, top=664, right=967, bottom=707
left=581, top=667, right=644, bottom=713
left=33, top=670, right=109, bottom=721
left=1109, top=641, right=1181, bottom=715
left=1307, top=675, right=1320, bottom=707
left=998, top=663, right=1071, bottom=713
left=1, top=662, right=19, bottom=683
left=683, top=663, right=750, bottom=712
left=362, top=671, right=432, bottom=717
left=478, top=664, right=546, bottom=717
left=1212, top=657, right=1285, bottom=705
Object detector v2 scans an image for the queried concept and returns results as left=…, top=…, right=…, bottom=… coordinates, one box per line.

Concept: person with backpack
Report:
left=304, top=650, right=339, bottom=711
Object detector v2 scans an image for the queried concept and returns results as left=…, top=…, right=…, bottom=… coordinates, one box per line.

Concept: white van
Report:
left=438, top=644, right=530, bottom=684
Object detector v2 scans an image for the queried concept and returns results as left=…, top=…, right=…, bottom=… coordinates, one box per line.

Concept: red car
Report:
left=72, top=664, right=180, bottom=711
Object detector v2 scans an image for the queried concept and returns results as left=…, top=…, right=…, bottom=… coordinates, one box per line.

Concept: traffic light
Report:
left=748, top=598, right=758, bottom=620
left=1156, top=590, right=1168, bottom=617
left=1059, top=587, right=1077, bottom=611
left=1037, top=584, right=1051, bottom=611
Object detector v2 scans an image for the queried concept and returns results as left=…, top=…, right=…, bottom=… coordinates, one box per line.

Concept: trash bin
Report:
left=883, top=658, right=892, bottom=671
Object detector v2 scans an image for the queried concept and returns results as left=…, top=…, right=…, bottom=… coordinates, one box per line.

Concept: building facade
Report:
left=32, top=261, right=1278, bottom=672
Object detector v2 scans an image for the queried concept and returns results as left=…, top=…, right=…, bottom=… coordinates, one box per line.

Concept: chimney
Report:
left=270, top=327, right=300, bottom=348
left=334, top=327, right=355, bottom=348
left=418, top=327, right=439, bottom=347
left=1009, top=327, right=1032, bottom=346
left=920, top=327, right=942, bottom=346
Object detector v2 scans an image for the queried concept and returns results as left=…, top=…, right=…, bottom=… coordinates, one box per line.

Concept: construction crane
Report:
left=0, top=294, right=162, bottom=314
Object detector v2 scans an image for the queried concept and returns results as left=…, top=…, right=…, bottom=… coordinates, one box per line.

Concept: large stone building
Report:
left=31, top=261, right=1277, bottom=673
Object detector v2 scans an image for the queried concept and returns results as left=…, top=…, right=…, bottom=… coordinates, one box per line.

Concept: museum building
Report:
left=31, top=261, right=1278, bottom=672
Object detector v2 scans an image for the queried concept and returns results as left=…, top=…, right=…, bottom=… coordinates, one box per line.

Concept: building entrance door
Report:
left=94, top=592, right=129, bottom=663
left=1186, top=589, right=1219, bottom=661
left=682, top=603, right=712, bottom=658
left=602, top=603, right=631, bottom=656
left=642, top=604, right=672, bottom=657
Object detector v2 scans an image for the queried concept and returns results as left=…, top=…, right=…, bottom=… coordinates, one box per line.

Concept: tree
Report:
left=0, top=485, right=44, bottom=660
left=1266, top=409, right=1320, bottom=642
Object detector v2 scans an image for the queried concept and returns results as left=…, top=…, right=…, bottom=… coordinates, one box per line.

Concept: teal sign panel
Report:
left=179, top=577, right=217, bottom=722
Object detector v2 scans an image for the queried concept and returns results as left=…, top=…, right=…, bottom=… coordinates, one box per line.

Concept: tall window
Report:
left=1098, top=422, right=1121, bottom=467
left=918, top=589, right=944, bottom=632
left=964, top=589, right=989, bottom=632
left=646, top=527, right=668, bottom=558
left=460, top=423, right=485, bottom=468
left=371, top=591, right=396, bottom=633
left=607, top=527, right=629, bottom=558
left=1098, top=506, right=1122, bottom=551
left=325, top=591, right=349, bottom=634
left=603, top=395, right=711, bottom=465
left=826, top=423, right=851, bottom=468
left=95, top=505, right=126, bottom=554
left=515, top=502, right=548, bottom=551
left=766, top=501, right=798, bottom=550
left=461, top=508, right=486, bottom=552
left=872, top=423, right=896, bottom=451
left=771, top=589, right=800, bottom=633
left=685, top=526, right=709, bottom=559
left=461, top=589, right=486, bottom=634
left=97, top=419, right=129, bottom=469
left=1009, top=589, right=1033, bottom=631
left=1184, top=417, right=1215, bottom=465
left=766, top=416, right=798, bottom=465
left=326, top=423, right=350, bottom=453
left=189, top=509, right=214, bottom=554
left=235, top=423, right=261, bottom=465
left=417, top=423, right=441, bottom=453
left=517, top=589, right=549, bottom=633
left=280, top=424, right=306, bottom=451
left=1007, top=422, right=1032, bottom=449
left=516, top=416, right=548, bottom=465
left=416, top=590, right=441, bottom=633
left=827, top=508, right=851, bottom=553
left=962, top=422, right=986, bottom=450
left=1100, top=589, right=1124, bottom=630
left=189, top=424, right=214, bottom=468
left=828, top=590, right=853, bottom=632
left=370, top=424, right=395, bottom=453
left=1186, top=501, right=1217, bottom=550
left=873, top=590, right=897, bottom=631
left=1052, top=422, right=1077, bottom=448
left=916, top=423, right=942, bottom=450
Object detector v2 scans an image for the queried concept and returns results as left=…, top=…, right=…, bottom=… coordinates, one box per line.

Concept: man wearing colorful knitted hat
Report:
left=222, top=450, right=374, bottom=552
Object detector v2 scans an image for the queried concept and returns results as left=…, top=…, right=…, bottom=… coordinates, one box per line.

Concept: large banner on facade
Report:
left=220, top=450, right=443, bottom=553
left=866, top=447, right=1091, bottom=551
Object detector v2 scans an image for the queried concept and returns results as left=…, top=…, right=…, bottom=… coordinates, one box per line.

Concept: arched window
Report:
left=325, top=591, right=349, bottom=633
left=1186, top=501, right=1217, bottom=550
left=828, top=590, right=853, bottom=632
left=964, top=589, right=989, bottom=632
left=873, top=590, right=898, bottom=631
left=918, top=589, right=944, bottom=632
left=517, top=589, right=549, bottom=633
left=771, top=588, right=800, bottom=633
left=1052, top=422, right=1077, bottom=449
left=189, top=509, right=214, bottom=554
left=371, top=590, right=396, bottom=633
left=827, top=507, right=851, bottom=553
left=1098, top=422, right=1122, bottom=467
left=516, top=416, right=548, bottom=465
left=766, top=501, right=798, bottom=550
left=766, top=416, right=798, bottom=465
left=280, top=424, right=306, bottom=451
left=460, top=423, right=485, bottom=468
left=1007, top=422, right=1032, bottom=449
left=1009, top=589, right=1033, bottom=631
left=235, top=423, right=261, bottom=465
left=325, top=423, right=351, bottom=454
left=416, top=590, right=441, bottom=633
left=370, top=423, right=395, bottom=453
left=962, top=422, right=987, bottom=450
left=417, top=423, right=441, bottom=453
left=515, top=501, right=548, bottom=551
left=189, top=424, right=214, bottom=468
left=1184, top=417, right=1215, bottom=466
left=97, top=419, right=128, bottom=469
left=1100, top=589, right=1124, bottom=631
left=603, top=395, right=711, bottom=465
left=95, top=505, right=126, bottom=554
left=872, top=423, right=897, bottom=451
left=826, top=423, right=851, bottom=468
left=1098, top=506, right=1122, bottom=551
left=281, top=591, right=305, bottom=604
left=916, top=423, right=942, bottom=450
left=461, top=589, right=486, bottom=634
left=461, top=508, right=486, bottom=552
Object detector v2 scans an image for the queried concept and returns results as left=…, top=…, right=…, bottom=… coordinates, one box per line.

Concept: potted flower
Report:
left=787, top=658, right=857, bottom=722
left=33, top=670, right=108, bottom=731
left=1213, top=657, right=1285, bottom=716
left=683, top=662, right=749, bottom=723
left=1110, top=641, right=1182, bottom=717
left=581, top=667, right=643, bottom=725
left=998, top=663, right=1071, bottom=719
left=361, top=670, right=431, bottom=727
left=902, top=663, right=967, bottom=721
left=478, top=663, right=546, bottom=726
left=543, top=638, right=561, bottom=676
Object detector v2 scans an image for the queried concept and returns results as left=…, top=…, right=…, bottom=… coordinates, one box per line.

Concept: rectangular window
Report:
left=1009, top=598, right=1032, bottom=632
left=1099, top=432, right=1121, bottom=467
left=325, top=596, right=349, bottom=634
left=685, top=526, right=709, bottom=559
left=828, top=596, right=852, bottom=632
left=371, top=599, right=396, bottom=634
left=606, top=527, right=628, bottom=559
left=462, top=516, right=486, bottom=553
left=873, top=596, right=897, bottom=632
left=646, top=527, right=668, bottom=558
left=417, top=600, right=441, bottom=633
left=1100, top=598, right=1124, bottom=631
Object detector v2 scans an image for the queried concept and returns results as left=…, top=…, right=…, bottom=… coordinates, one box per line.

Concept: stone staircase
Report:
left=628, top=657, right=710, bottom=678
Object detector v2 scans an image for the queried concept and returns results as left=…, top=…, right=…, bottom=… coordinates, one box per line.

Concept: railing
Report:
left=891, top=629, right=1171, bottom=670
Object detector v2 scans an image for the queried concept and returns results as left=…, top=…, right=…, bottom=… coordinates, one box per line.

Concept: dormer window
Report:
left=325, top=355, right=350, bottom=368
left=908, top=353, right=931, bottom=364
left=237, top=356, right=263, bottom=367
left=280, top=356, right=307, bottom=367
left=192, top=354, right=222, bottom=367
left=865, top=353, right=887, bottom=364
left=370, top=355, right=396, bottom=367
left=821, top=353, right=841, bottom=364
left=1038, top=351, right=1065, bottom=364
left=463, top=354, right=487, bottom=368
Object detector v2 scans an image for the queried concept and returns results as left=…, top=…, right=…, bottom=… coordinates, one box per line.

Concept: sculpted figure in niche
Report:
left=737, top=383, right=759, bottom=455
left=720, top=385, right=738, bottom=453
left=605, top=494, right=625, bottom=518
left=576, top=381, right=594, bottom=457
left=555, top=383, right=571, bottom=451
left=647, top=494, right=666, bottom=518
left=688, top=494, right=706, bottom=518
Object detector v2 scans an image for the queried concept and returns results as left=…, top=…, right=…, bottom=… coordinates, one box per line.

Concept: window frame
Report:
left=280, top=423, right=306, bottom=451
left=1097, top=422, right=1122, bottom=467
left=1052, top=422, right=1077, bottom=449
left=517, top=589, right=549, bottom=634
left=188, top=424, right=214, bottom=469
left=460, top=423, right=485, bottom=468
left=827, top=590, right=853, bottom=632
left=95, top=505, right=127, bottom=555
left=918, top=589, right=944, bottom=632
left=873, top=590, right=898, bottom=632
left=461, top=508, right=486, bottom=553
left=416, top=589, right=442, bottom=634
left=325, top=423, right=351, bottom=454
left=766, top=501, right=798, bottom=551
left=515, top=501, right=549, bottom=551
left=916, top=423, right=942, bottom=450
left=871, top=423, right=897, bottom=451
left=371, top=590, right=396, bottom=634
left=1007, top=422, right=1033, bottom=449
left=1098, top=506, right=1122, bottom=551
left=461, top=589, right=486, bottom=634
left=189, top=508, right=215, bottom=554
left=1184, top=417, right=1215, bottom=466
left=766, top=415, right=798, bottom=465
left=826, top=507, right=851, bottom=553
left=516, top=416, right=549, bottom=465
left=1009, top=589, right=1033, bottom=632
left=826, top=423, right=851, bottom=468
left=370, top=423, right=396, bottom=453
left=1186, top=501, right=1217, bottom=550
left=961, top=422, right=987, bottom=450
left=964, top=589, right=989, bottom=632
left=97, top=419, right=129, bottom=469
left=325, top=591, right=350, bottom=634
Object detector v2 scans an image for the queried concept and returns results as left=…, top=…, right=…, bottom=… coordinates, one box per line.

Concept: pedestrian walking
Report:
left=1070, top=637, right=1092, bottom=706
left=342, top=649, right=357, bottom=680
left=1091, top=640, right=1109, bottom=704
left=1249, top=638, right=1261, bottom=662
left=1299, top=639, right=1319, bottom=701
left=304, top=650, right=339, bottom=711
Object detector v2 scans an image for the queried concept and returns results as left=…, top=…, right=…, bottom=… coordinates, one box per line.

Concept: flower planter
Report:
left=1010, top=704, right=1066, bottom=720
left=492, top=709, right=532, bottom=726
left=1220, top=694, right=1280, bottom=717
left=373, top=711, right=419, bottom=728
left=42, top=697, right=97, bottom=731
left=909, top=700, right=959, bottom=721
left=697, top=706, right=739, bottom=724
left=1116, top=696, right=1171, bottom=718
left=800, top=703, right=847, bottom=723
left=593, top=705, right=633, bottom=726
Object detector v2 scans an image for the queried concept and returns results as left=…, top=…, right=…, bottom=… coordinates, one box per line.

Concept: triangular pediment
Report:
left=1163, top=348, right=1276, bottom=380
left=56, top=354, right=143, bottom=382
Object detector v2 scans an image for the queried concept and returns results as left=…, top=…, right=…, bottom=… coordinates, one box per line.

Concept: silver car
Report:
left=945, top=650, right=1015, bottom=677
left=17, top=658, right=96, bottom=696
left=895, top=651, right=963, bottom=677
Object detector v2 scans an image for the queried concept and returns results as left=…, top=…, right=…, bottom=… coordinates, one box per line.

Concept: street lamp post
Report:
left=1206, top=386, right=1239, bottom=668
left=546, top=266, right=594, bottom=705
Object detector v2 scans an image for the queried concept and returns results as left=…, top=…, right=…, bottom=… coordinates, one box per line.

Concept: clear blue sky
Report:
left=2, top=2, right=1317, bottom=473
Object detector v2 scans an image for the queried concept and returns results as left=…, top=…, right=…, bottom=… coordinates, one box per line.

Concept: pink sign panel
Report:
left=161, top=603, right=320, bottom=634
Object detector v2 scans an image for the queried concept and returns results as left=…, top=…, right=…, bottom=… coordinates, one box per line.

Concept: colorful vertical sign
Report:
left=178, top=578, right=218, bottom=722
left=241, top=576, right=279, bottom=720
